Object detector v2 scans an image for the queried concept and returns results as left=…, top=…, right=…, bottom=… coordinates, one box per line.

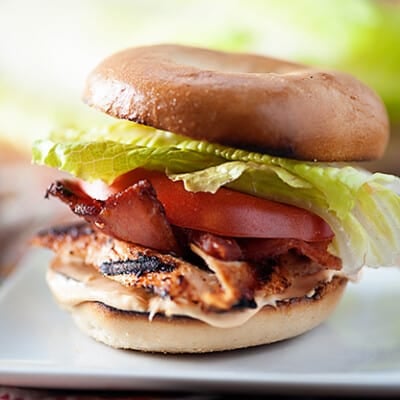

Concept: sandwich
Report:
left=32, top=44, right=400, bottom=353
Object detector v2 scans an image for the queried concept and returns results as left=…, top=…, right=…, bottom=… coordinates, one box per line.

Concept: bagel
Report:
left=83, top=44, right=389, bottom=161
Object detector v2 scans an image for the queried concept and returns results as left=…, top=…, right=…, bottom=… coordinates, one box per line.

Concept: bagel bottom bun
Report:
left=56, top=274, right=347, bottom=354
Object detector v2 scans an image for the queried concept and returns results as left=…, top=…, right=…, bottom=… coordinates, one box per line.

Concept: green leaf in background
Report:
left=246, top=0, right=400, bottom=123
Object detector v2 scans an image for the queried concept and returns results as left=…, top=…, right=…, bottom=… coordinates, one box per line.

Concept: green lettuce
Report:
left=32, top=122, right=400, bottom=277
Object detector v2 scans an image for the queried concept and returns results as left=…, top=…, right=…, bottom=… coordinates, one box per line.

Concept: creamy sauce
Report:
left=47, top=261, right=341, bottom=328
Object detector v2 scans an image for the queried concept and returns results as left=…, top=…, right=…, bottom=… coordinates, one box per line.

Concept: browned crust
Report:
left=70, top=277, right=347, bottom=353
left=83, top=44, right=389, bottom=161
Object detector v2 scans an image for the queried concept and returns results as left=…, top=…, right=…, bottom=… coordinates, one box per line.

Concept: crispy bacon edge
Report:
left=45, top=179, right=179, bottom=253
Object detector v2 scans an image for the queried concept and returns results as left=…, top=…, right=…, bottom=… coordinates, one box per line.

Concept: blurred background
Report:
left=1, top=0, right=399, bottom=274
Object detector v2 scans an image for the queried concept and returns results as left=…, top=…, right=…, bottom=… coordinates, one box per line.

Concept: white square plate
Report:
left=0, top=249, right=399, bottom=396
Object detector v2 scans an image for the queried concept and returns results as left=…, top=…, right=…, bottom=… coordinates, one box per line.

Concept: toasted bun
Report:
left=83, top=44, right=389, bottom=161
left=70, top=277, right=346, bottom=353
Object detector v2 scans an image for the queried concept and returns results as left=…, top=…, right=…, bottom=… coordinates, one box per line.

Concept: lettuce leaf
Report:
left=32, top=122, right=400, bottom=276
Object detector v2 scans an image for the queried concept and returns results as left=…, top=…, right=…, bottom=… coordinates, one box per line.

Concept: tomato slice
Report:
left=108, top=169, right=333, bottom=242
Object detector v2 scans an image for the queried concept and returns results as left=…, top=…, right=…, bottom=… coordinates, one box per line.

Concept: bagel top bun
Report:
left=83, top=44, right=389, bottom=162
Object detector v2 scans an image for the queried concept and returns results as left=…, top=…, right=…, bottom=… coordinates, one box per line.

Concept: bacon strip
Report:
left=189, top=231, right=341, bottom=270
left=45, top=180, right=179, bottom=253
left=240, top=237, right=342, bottom=270
left=189, top=231, right=242, bottom=261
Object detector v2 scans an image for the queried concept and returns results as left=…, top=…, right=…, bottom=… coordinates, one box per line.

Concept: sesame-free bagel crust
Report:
left=83, top=44, right=389, bottom=161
